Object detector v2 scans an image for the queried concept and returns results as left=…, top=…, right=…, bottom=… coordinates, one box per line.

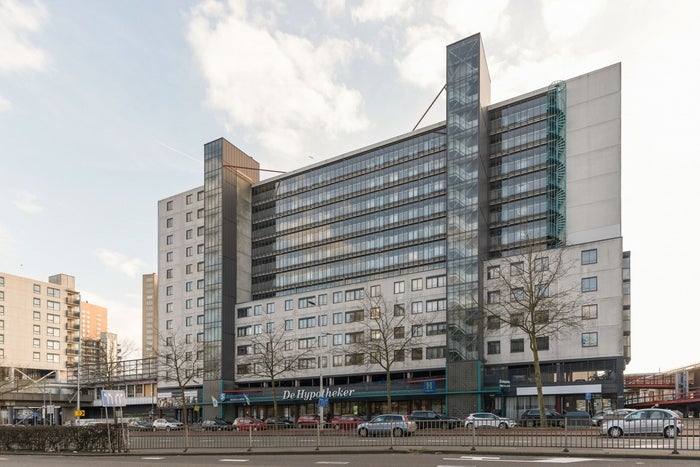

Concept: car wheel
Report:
left=333, top=424, right=340, bottom=430
left=498, top=422, right=507, bottom=429
left=466, top=422, right=474, bottom=430
left=359, top=427, right=369, bottom=437
left=526, top=420, right=534, bottom=427
left=392, top=427, right=404, bottom=437
left=664, top=426, right=677, bottom=438
left=153, top=427, right=157, bottom=432
left=166, top=427, right=171, bottom=432
left=609, top=426, right=622, bottom=438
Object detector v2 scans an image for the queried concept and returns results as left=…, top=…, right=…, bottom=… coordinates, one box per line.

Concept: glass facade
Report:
left=251, top=129, right=447, bottom=299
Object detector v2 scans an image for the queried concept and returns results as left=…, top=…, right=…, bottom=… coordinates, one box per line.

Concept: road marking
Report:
left=316, top=463, right=350, bottom=465
left=442, top=457, right=600, bottom=464
left=219, top=460, right=249, bottom=462
left=140, top=457, right=165, bottom=460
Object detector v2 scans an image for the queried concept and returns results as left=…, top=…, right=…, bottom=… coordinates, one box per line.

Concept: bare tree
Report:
left=157, top=329, right=204, bottom=452
left=349, top=292, right=432, bottom=409
left=238, top=326, right=314, bottom=425
left=481, top=244, right=582, bottom=425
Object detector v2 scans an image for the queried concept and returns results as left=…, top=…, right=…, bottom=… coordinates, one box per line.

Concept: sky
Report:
left=1, top=0, right=698, bottom=374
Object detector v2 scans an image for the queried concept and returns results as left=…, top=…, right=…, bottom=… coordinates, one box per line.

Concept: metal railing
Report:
left=128, top=417, right=700, bottom=453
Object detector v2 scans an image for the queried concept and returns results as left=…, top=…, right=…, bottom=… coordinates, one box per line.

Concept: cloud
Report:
left=541, top=0, right=607, bottom=40
left=351, top=0, right=415, bottom=22
left=0, top=94, right=11, bottom=112
left=187, top=0, right=369, bottom=158
left=0, top=0, right=49, bottom=72
left=314, top=0, right=345, bottom=17
left=13, top=189, right=43, bottom=214
left=95, top=249, right=147, bottom=278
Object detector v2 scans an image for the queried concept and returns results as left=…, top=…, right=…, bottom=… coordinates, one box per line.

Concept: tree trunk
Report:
left=386, top=369, right=392, bottom=410
left=180, top=393, right=190, bottom=452
left=531, top=341, right=546, bottom=427
left=271, top=377, right=279, bottom=428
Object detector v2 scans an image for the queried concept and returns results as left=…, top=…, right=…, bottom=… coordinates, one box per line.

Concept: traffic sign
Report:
left=318, top=397, right=329, bottom=408
left=74, top=409, right=85, bottom=417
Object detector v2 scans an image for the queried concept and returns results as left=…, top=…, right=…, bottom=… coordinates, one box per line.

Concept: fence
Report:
left=129, top=417, right=700, bottom=454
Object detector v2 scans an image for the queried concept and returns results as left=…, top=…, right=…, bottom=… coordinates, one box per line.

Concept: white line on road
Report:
left=140, top=457, right=165, bottom=460
left=442, top=457, right=601, bottom=463
left=315, top=462, right=350, bottom=465
left=219, top=460, right=249, bottom=463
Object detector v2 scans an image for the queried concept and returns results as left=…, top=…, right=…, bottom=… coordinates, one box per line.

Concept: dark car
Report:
left=296, top=414, right=321, bottom=428
left=520, top=408, right=564, bottom=427
left=330, top=414, right=366, bottom=430
left=409, top=410, right=462, bottom=429
left=201, top=418, right=233, bottom=431
left=265, top=416, right=294, bottom=429
left=562, top=411, right=591, bottom=427
left=127, top=419, right=152, bottom=431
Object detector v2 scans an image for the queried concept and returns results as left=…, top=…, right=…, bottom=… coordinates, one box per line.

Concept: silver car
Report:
left=600, top=408, right=682, bottom=438
left=151, top=418, right=184, bottom=431
left=465, top=412, right=516, bottom=429
left=357, top=414, right=417, bottom=437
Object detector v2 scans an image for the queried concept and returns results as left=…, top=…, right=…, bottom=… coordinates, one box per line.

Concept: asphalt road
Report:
left=0, top=453, right=699, bottom=467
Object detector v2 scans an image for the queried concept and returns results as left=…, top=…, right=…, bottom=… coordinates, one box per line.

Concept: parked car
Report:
left=264, top=416, right=294, bottom=429
left=330, top=414, right=366, bottom=430
left=465, top=412, right=516, bottom=429
left=591, top=409, right=636, bottom=426
left=357, top=414, right=417, bottom=437
left=232, top=417, right=267, bottom=431
left=128, top=419, right=152, bottom=431
left=520, top=408, right=564, bottom=427
left=201, top=418, right=233, bottom=431
left=409, top=410, right=462, bottom=429
left=600, top=408, right=682, bottom=438
left=296, top=414, right=321, bottom=428
left=152, top=418, right=183, bottom=431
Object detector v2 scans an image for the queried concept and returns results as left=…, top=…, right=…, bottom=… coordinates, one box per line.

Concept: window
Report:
left=185, top=194, right=193, bottom=205
left=318, top=294, right=328, bottom=305
left=534, top=310, right=549, bottom=324
left=582, top=277, right=598, bottom=292
left=412, top=348, right=423, bottom=360
left=253, top=324, right=262, bottom=335
left=197, top=297, right=204, bottom=307
left=166, top=251, right=173, bottom=262
left=411, top=301, right=423, bottom=314
left=486, top=315, right=500, bottom=330
left=394, top=349, right=405, bottom=362
left=394, top=326, right=405, bottom=339
left=298, top=358, right=316, bottom=369
left=298, top=296, right=316, bottom=308
left=197, top=314, right=204, bottom=324
left=345, top=289, right=363, bottom=301
left=332, top=312, right=342, bottom=324
left=345, top=331, right=364, bottom=344
left=47, top=353, right=60, bottom=363
left=411, top=324, right=423, bottom=337
left=166, top=303, right=173, bottom=312
left=426, top=275, right=446, bottom=288
left=197, top=332, right=204, bottom=342
left=393, top=304, right=405, bottom=316
left=534, top=257, right=549, bottom=271
left=197, top=226, right=204, bottom=236
left=369, top=285, right=380, bottom=297
left=487, top=290, right=500, bottom=304
left=510, top=288, right=524, bottom=301
left=536, top=336, right=549, bottom=350
left=426, top=299, right=446, bottom=312
left=487, top=266, right=500, bottom=279
left=345, top=354, right=363, bottom=366
left=185, top=316, right=193, bottom=326
left=333, top=334, right=342, bottom=346
left=285, top=299, right=293, bottom=311
left=345, top=310, right=363, bottom=323
left=581, top=249, right=598, bottom=265
left=370, top=307, right=381, bottom=319
left=186, top=246, right=193, bottom=257
left=166, top=268, right=173, bottom=279
left=166, top=234, right=173, bottom=245
left=33, top=338, right=40, bottom=348
left=582, top=304, right=598, bottom=320
left=166, top=200, right=173, bottom=211
left=536, top=284, right=549, bottom=297
left=185, top=281, right=193, bottom=292
left=426, top=322, right=446, bottom=336
left=197, top=190, right=204, bottom=201
left=285, top=319, right=293, bottom=331
left=266, top=322, right=275, bottom=333
left=394, top=281, right=405, bottom=294
left=510, top=262, right=523, bottom=275
left=186, top=211, right=193, bottom=222
left=185, top=300, right=192, bottom=311
left=166, top=320, right=173, bottom=329
left=426, top=346, right=445, bottom=359
left=253, top=304, right=262, bottom=316
left=487, top=341, right=501, bottom=355
left=0, top=276, right=3, bottom=286
left=47, top=313, right=60, bottom=323
left=582, top=332, right=598, bottom=347
left=237, top=307, right=251, bottom=318
left=166, top=217, right=173, bottom=228
left=298, top=317, right=316, bottom=329
left=33, top=352, right=40, bottom=361
left=510, top=339, right=524, bottom=353
left=318, top=314, right=328, bottom=326
left=266, top=303, right=275, bottom=314
left=47, top=287, right=60, bottom=298
left=237, top=326, right=252, bottom=337
left=33, top=284, right=41, bottom=293
left=197, top=208, right=204, bottom=219
left=166, top=286, right=173, bottom=296
left=33, top=325, right=40, bottom=334
left=0, top=305, right=3, bottom=315
left=298, top=337, right=316, bottom=350
left=509, top=313, right=523, bottom=326
left=186, top=229, right=193, bottom=240
left=333, top=291, right=343, bottom=303
left=47, top=340, right=60, bottom=350
left=333, top=355, right=343, bottom=367
left=197, top=261, right=204, bottom=271
left=33, top=310, right=41, bottom=320
left=186, top=264, right=193, bottom=274
left=411, top=278, right=423, bottom=291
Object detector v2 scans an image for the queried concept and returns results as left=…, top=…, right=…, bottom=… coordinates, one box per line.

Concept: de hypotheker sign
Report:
left=282, top=387, right=356, bottom=401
